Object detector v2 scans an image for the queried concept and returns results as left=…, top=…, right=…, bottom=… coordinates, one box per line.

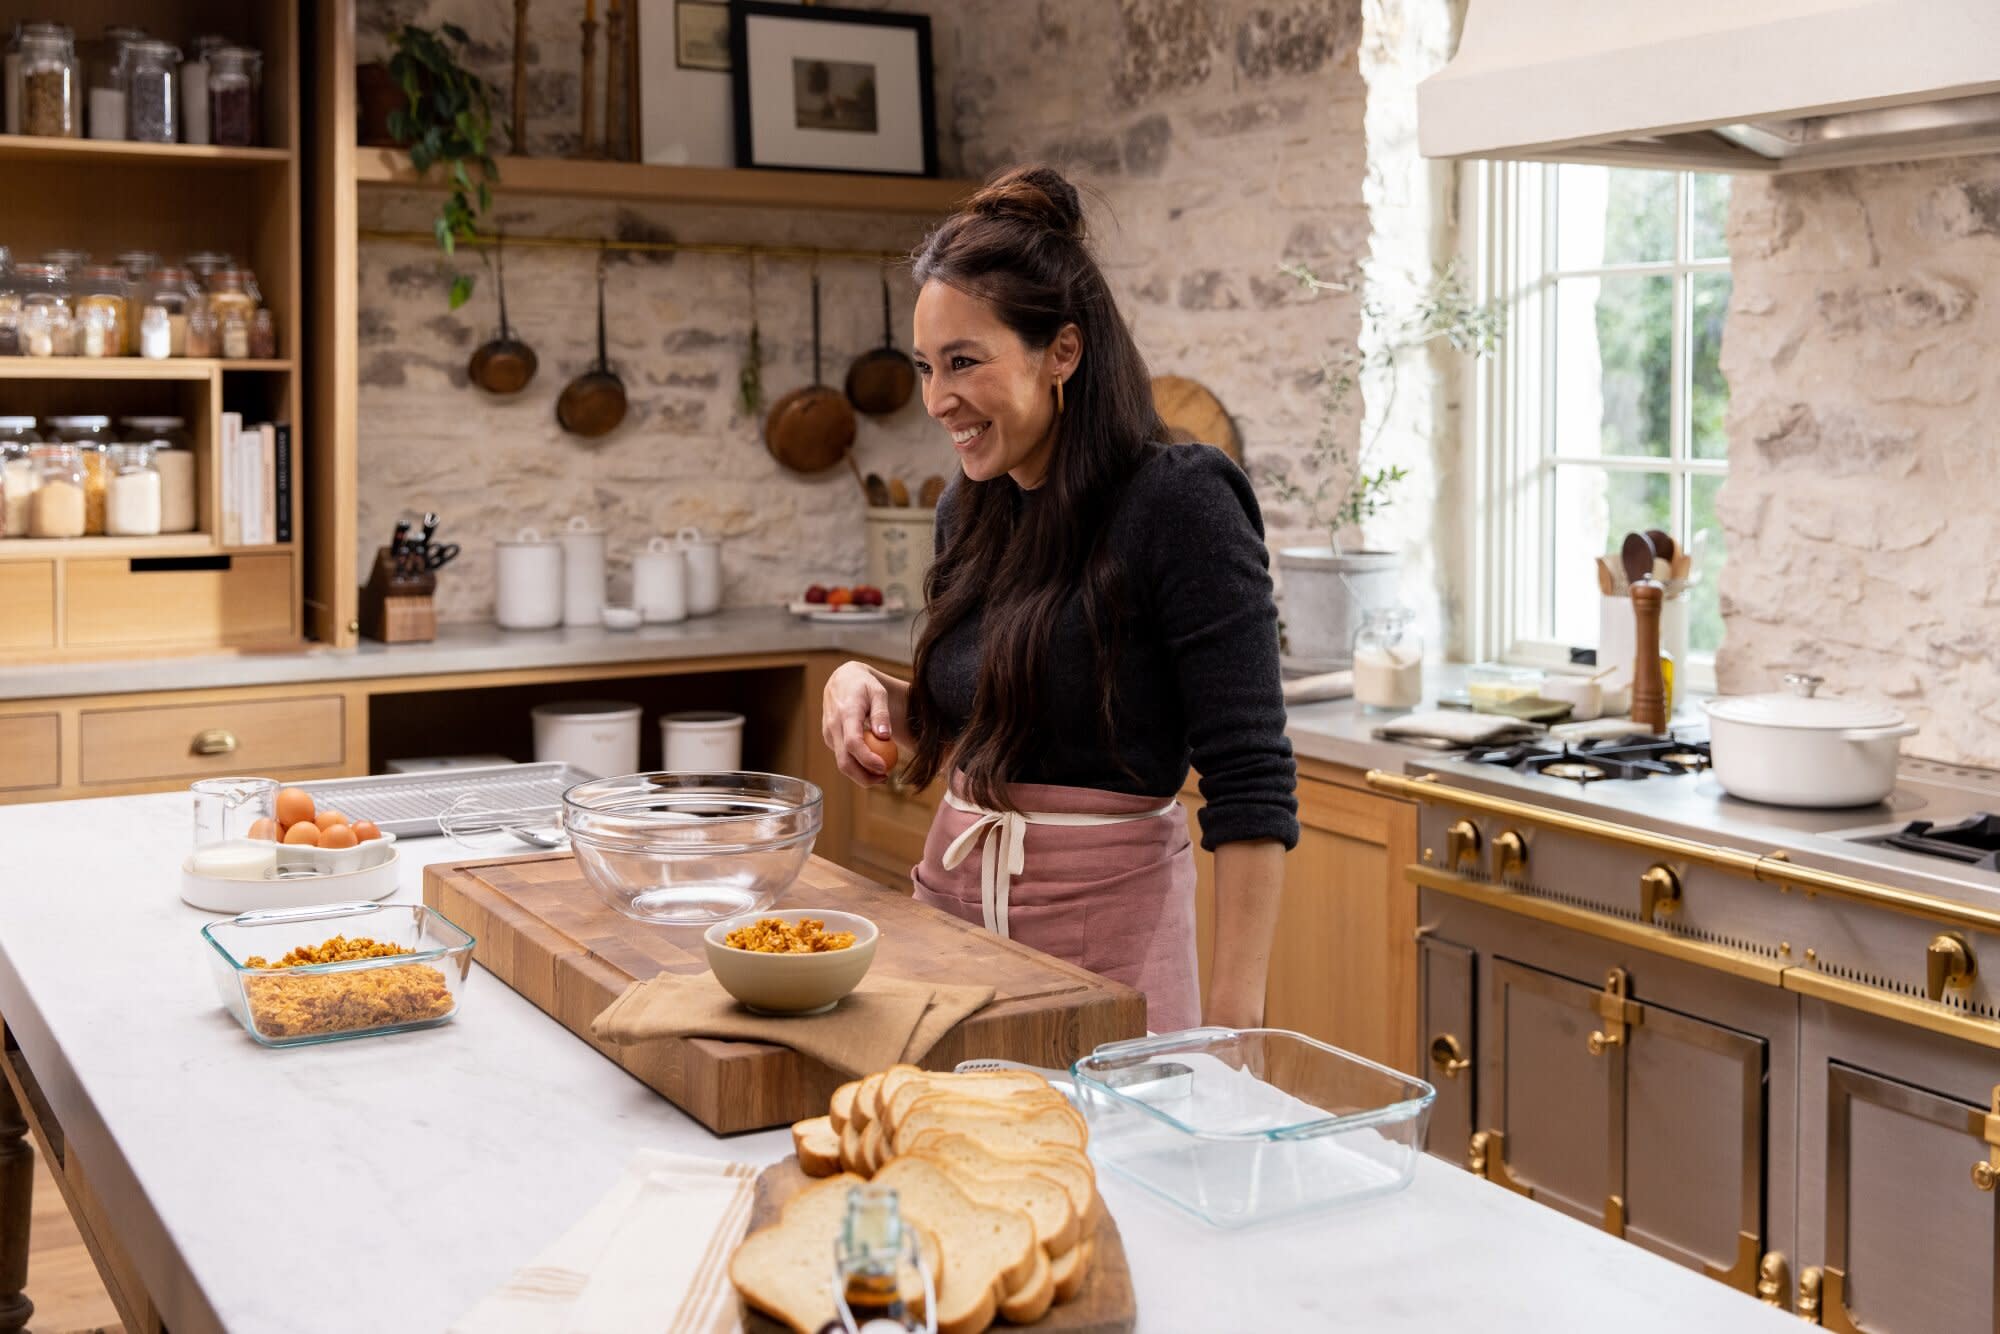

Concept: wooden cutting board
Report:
left=423, top=854, right=1147, bottom=1133
left=741, top=1155, right=1137, bottom=1334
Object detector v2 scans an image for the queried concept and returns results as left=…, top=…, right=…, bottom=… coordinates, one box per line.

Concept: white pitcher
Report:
left=559, top=515, right=607, bottom=628
left=632, top=535, right=688, bottom=624
left=678, top=527, right=722, bottom=617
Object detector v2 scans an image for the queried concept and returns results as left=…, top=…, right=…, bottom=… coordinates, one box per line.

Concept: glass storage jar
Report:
left=0, top=246, right=18, bottom=356
left=123, top=39, right=178, bottom=143
left=105, top=443, right=161, bottom=535
left=206, top=46, right=257, bottom=146
left=18, top=27, right=75, bottom=138
left=121, top=416, right=193, bottom=532
left=249, top=308, right=277, bottom=359
left=178, top=34, right=230, bottom=145
left=115, top=250, right=160, bottom=284
left=40, top=249, right=88, bottom=279
left=48, top=417, right=112, bottom=535
left=13, top=262, right=71, bottom=357
left=28, top=443, right=85, bottom=538
left=205, top=267, right=257, bottom=325
left=0, top=418, right=40, bottom=538
left=1352, top=607, right=1425, bottom=712
left=74, top=265, right=131, bottom=357
left=4, top=24, right=71, bottom=135
left=85, top=26, right=145, bottom=140
left=184, top=307, right=216, bottom=358
left=139, top=267, right=195, bottom=355
left=183, top=251, right=232, bottom=292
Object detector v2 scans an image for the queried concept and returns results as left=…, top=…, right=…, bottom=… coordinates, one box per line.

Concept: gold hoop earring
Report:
left=1054, top=376, right=1065, bottom=416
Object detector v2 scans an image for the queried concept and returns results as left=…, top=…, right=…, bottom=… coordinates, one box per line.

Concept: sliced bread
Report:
left=861, top=1118, right=889, bottom=1176
left=873, top=1155, right=1039, bottom=1334
left=839, top=1115, right=868, bottom=1176
left=906, top=1131, right=1094, bottom=1248
left=792, top=1115, right=842, bottom=1178
left=1050, top=1237, right=1095, bottom=1305
left=881, top=1068, right=1052, bottom=1129
left=997, top=1242, right=1054, bottom=1324
left=891, top=1094, right=1088, bottom=1157
left=729, top=1173, right=936, bottom=1334
left=931, top=1157, right=1079, bottom=1259
left=829, top=1080, right=861, bottom=1134
left=851, top=1070, right=888, bottom=1131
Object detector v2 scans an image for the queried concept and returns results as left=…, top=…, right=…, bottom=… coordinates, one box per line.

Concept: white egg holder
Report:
left=180, top=833, right=400, bottom=914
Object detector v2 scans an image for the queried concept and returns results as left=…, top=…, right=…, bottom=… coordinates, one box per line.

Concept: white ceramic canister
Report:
left=677, top=527, right=722, bottom=617
left=864, top=506, right=936, bottom=608
left=660, top=710, right=745, bottom=771
left=494, top=526, right=564, bottom=630
left=532, top=699, right=642, bottom=778
left=632, top=535, right=688, bottom=624
left=559, top=515, right=608, bottom=628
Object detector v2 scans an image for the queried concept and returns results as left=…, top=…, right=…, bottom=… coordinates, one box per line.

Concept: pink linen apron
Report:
left=910, top=774, right=1200, bottom=1033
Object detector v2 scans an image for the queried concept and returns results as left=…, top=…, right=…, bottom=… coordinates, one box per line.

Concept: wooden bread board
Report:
left=422, top=853, right=1147, bottom=1133
left=742, top=1155, right=1136, bottom=1334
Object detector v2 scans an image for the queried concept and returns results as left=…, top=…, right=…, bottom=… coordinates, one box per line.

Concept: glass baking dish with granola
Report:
left=202, top=902, right=475, bottom=1047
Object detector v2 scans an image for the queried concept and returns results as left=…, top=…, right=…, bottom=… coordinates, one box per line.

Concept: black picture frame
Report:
left=728, top=0, right=938, bottom=178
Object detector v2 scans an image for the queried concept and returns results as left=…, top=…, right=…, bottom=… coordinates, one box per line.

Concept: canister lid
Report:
left=531, top=700, right=642, bottom=721
left=1702, top=673, right=1905, bottom=731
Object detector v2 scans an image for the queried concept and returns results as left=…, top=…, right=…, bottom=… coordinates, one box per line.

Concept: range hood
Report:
left=1418, top=0, right=2000, bottom=173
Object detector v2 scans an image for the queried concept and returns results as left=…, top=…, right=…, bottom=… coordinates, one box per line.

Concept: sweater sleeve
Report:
left=1139, top=447, right=1299, bottom=851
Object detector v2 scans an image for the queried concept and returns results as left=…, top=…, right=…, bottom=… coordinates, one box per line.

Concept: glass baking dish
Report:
left=201, top=902, right=475, bottom=1048
left=1070, top=1028, right=1434, bottom=1229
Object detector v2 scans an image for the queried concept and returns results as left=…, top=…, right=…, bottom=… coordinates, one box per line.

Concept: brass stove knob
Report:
left=1492, top=829, right=1527, bottom=882
left=1446, top=819, right=1482, bottom=873
left=1639, top=865, right=1681, bottom=924
left=1926, top=932, right=1977, bottom=1002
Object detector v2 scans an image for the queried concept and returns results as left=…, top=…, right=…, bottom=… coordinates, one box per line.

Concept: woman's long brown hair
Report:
left=903, top=165, right=1166, bottom=810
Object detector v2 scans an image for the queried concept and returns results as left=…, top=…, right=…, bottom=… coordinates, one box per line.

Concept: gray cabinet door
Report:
left=1491, top=958, right=1617, bottom=1228
left=1624, top=1000, right=1767, bottom=1290
left=1419, top=935, right=1475, bottom=1166
left=1817, top=1064, right=1997, bottom=1334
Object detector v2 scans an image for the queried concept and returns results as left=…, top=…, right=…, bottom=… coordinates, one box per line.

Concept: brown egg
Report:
left=282, top=821, right=321, bottom=847
left=351, top=820, right=382, bottom=842
left=317, top=809, right=349, bottom=828
left=247, top=817, right=280, bottom=842
left=862, top=731, right=900, bottom=771
left=275, top=787, right=316, bottom=828
left=320, top=823, right=358, bottom=849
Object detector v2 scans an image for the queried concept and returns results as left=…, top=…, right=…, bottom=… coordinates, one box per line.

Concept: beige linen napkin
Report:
left=451, top=1149, right=757, bottom=1334
left=591, top=972, right=994, bottom=1077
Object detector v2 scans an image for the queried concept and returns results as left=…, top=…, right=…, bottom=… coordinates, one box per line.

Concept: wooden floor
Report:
left=24, top=1146, right=120, bottom=1334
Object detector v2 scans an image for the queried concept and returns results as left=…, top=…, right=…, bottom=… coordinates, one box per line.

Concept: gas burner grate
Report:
left=1463, top=733, right=1712, bottom=783
left=1879, top=813, right=2000, bottom=872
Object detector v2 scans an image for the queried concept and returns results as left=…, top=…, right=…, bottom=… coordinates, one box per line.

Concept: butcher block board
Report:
left=422, top=853, right=1148, bottom=1133
left=741, top=1155, right=1136, bottom=1334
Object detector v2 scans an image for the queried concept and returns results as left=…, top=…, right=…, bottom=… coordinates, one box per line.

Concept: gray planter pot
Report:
left=1277, top=548, right=1402, bottom=671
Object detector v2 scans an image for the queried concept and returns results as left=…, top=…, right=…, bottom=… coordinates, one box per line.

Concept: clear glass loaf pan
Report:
left=1070, top=1028, right=1434, bottom=1228
left=202, top=902, right=475, bottom=1048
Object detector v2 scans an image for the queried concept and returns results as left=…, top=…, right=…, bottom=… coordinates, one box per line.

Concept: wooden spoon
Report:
left=1620, top=531, right=1656, bottom=586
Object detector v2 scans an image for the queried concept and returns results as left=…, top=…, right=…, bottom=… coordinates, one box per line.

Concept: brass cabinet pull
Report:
left=1467, top=1129, right=1534, bottom=1197
left=1798, top=1267, right=1823, bottom=1324
left=1428, top=1033, right=1469, bottom=1079
left=1639, top=864, right=1681, bottom=923
left=1492, top=828, right=1527, bottom=882
left=192, top=728, right=238, bottom=757
left=1926, top=932, right=1976, bottom=1001
left=1973, top=1086, right=2000, bottom=1191
left=1445, top=819, right=1482, bottom=873
left=1973, top=1161, right=1996, bottom=1191
left=1586, top=966, right=1641, bottom=1055
left=1756, top=1251, right=1790, bottom=1307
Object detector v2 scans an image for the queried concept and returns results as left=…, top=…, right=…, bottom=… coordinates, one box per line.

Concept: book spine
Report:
left=219, top=411, right=242, bottom=546
left=258, top=423, right=276, bottom=546
left=273, top=424, right=292, bottom=544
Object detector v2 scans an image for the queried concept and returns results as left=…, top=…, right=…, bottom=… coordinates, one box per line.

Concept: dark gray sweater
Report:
left=924, top=443, right=1299, bottom=851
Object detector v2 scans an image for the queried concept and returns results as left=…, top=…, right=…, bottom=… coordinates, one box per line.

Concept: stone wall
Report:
left=1719, top=157, right=2000, bottom=764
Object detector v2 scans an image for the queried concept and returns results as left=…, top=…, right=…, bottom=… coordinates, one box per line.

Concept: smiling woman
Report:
left=818, top=165, right=1300, bottom=1033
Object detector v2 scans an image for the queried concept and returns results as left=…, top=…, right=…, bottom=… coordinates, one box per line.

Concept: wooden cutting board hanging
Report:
left=1151, top=375, right=1241, bottom=464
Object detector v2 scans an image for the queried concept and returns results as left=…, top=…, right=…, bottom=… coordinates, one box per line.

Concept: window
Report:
left=1470, top=162, right=1731, bottom=683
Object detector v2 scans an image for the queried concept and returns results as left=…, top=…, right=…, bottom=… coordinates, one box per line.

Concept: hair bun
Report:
left=965, top=165, right=1086, bottom=241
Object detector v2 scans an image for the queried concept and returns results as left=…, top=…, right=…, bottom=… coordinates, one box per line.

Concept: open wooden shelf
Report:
left=0, top=534, right=222, bottom=562
left=0, top=134, right=289, bottom=169
left=354, top=148, right=975, bottom=215
left=0, top=359, right=292, bottom=381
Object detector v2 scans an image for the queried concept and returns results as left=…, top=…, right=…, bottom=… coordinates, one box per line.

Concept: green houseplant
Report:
left=386, top=23, right=501, bottom=309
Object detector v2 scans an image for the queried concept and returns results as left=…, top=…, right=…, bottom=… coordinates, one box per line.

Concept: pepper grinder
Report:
left=1630, top=578, right=1667, bottom=733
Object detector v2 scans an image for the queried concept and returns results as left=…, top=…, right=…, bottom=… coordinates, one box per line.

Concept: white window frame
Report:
left=1462, top=159, right=1729, bottom=692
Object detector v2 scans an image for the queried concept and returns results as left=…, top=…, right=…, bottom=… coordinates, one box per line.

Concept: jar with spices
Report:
left=220, top=309, right=249, bottom=359
left=248, top=308, right=276, bottom=359
left=75, top=265, right=130, bottom=358
left=206, top=267, right=257, bottom=324
left=28, top=444, right=85, bottom=539
left=184, top=307, right=216, bottom=359
left=206, top=46, right=258, bottom=147
left=104, top=443, right=162, bottom=536
left=47, top=416, right=112, bottom=536
left=0, top=418, right=41, bottom=538
left=115, top=250, right=159, bottom=284
left=19, top=28, right=76, bottom=138
left=138, top=303, right=170, bottom=359
left=3, top=24, right=69, bottom=134
left=138, top=267, right=195, bottom=355
left=183, top=251, right=232, bottom=292
left=178, top=33, right=228, bottom=145
left=86, top=26, right=145, bottom=140
left=120, top=416, right=193, bottom=532
left=123, top=39, right=178, bottom=143
left=13, top=262, right=71, bottom=357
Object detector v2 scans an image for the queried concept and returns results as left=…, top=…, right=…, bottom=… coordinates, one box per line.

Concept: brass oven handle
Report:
left=1492, top=828, right=1527, bottom=882
left=1639, top=865, right=1681, bottom=923
left=1927, top=933, right=1976, bottom=1001
left=1445, top=819, right=1482, bottom=873
left=1428, top=1033, right=1469, bottom=1079
left=192, top=728, right=238, bottom=757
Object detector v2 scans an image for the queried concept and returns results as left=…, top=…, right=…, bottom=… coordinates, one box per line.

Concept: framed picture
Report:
left=675, top=0, right=731, bottom=72
left=729, top=1, right=937, bottom=177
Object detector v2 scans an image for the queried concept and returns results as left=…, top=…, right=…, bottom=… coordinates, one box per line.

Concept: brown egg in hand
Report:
left=862, top=731, right=900, bottom=771
left=282, top=821, right=321, bottom=847
left=275, top=787, right=316, bottom=828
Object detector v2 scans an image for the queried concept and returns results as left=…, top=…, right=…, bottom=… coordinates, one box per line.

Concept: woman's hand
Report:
left=822, top=661, right=909, bottom=787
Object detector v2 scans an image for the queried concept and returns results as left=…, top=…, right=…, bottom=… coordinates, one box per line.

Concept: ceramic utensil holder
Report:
left=360, top=547, right=438, bottom=643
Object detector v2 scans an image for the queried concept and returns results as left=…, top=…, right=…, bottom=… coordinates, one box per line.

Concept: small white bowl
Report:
left=702, top=909, right=878, bottom=1015
left=601, top=605, right=641, bottom=630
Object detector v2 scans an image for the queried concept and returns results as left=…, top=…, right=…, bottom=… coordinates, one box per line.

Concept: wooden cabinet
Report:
left=0, top=716, right=59, bottom=794
left=78, top=693, right=344, bottom=786
left=1187, top=764, right=1418, bottom=1069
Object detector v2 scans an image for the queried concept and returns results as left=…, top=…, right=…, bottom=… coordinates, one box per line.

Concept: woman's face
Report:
left=912, top=279, right=1079, bottom=488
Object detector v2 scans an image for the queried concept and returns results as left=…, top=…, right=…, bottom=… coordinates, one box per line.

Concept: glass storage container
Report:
left=205, top=267, right=257, bottom=325
left=104, top=442, right=161, bottom=535
left=74, top=265, right=130, bottom=357
left=115, top=250, right=160, bottom=284
left=183, top=251, right=232, bottom=292
left=85, top=25, right=145, bottom=140
left=249, top=307, right=277, bottom=359
left=120, top=416, right=193, bottom=532
left=18, top=27, right=75, bottom=138
left=1352, top=607, right=1424, bottom=712
left=13, top=262, right=70, bottom=357
left=0, top=246, right=18, bottom=356
left=122, top=39, right=178, bottom=143
left=206, top=45, right=258, bottom=146
left=1466, top=663, right=1544, bottom=712
left=0, top=418, right=40, bottom=538
left=201, top=901, right=476, bottom=1047
left=49, top=417, right=112, bottom=534
left=27, top=443, right=85, bottom=538
left=178, top=34, right=229, bottom=145
left=1070, top=1028, right=1435, bottom=1229
left=184, top=307, right=216, bottom=358
left=219, top=308, right=249, bottom=359
left=138, top=267, right=195, bottom=356
left=2, top=24, right=69, bottom=134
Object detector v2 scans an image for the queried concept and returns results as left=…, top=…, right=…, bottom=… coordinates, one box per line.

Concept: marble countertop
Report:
left=0, top=792, right=1801, bottom=1333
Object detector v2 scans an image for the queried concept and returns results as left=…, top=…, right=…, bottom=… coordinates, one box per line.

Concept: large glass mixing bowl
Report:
left=563, top=772, right=823, bottom=924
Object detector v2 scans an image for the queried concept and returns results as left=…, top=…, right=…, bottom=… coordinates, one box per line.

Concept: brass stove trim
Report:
left=1817, top=1268, right=1867, bottom=1334
left=1368, top=770, right=2000, bottom=937
left=1467, top=1129, right=1534, bottom=1198
left=1782, top=968, right=2000, bottom=1052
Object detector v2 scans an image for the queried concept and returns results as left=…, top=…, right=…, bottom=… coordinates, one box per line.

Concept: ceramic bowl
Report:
left=702, top=908, right=877, bottom=1015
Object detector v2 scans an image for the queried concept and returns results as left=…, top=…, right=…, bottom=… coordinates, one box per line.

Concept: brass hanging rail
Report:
left=356, top=228, right=909, bottom=265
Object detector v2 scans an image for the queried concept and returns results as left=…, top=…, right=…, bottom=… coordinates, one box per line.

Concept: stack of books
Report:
left=219, top=411, right=292, bottom=547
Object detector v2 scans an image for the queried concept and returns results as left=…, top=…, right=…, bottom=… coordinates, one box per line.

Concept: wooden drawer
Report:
left=65, top=553, right=292, bottom=648
left=0, top=562, right=56, bottom=650
left=0, top=714, right=60, bottom=792
left=79, top=694, right=344, bottom=786
left=849, top=771, right=942, bottom=887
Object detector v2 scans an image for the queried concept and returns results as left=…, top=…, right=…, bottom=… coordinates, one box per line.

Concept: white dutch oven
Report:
left=1702, top=673, right=1918, bottom=808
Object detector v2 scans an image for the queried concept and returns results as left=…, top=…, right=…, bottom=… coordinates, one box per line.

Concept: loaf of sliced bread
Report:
left=872, top=1155, right=1039, bottom=1334
left=891, top=1094, right=1088, bottom=1157
left=903, top=1130, right=1097, bottom=1243
left=829, top=1080, right=861, bottom=1134
left=997, top=1242, right=1054, bottom=1324
left=792, top=1115, right=842, bottom=1178
left=730, top=1173, right=937, bottom=1334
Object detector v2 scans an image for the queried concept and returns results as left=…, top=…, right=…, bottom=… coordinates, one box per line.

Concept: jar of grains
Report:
left=47, top=416, right=112, bottom=535
left=123, top=39, right=178, bottom=143
left=0, top=247, right=18, bottom=356
left=120, top=416, right=193, bottom=531
left=0, top=417, right=41, bottom=538
left=28, top=444, right=85, bottom=539
left=205, top=267, right=257, bottom=326
left=6, top=24, right=73, bottom=135
left=19, top=27, right=75, bottom=138
left=74, top=265, right=131, bottom=358
left=206, top=46, right=257, bottom=146
left=105, top=443, right=161, bottom=535
left=13, top=262, right=71, bottom=357
left=178, top=34, right=229, bottom=145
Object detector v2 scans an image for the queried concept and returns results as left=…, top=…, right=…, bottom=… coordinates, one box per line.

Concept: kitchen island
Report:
left=0, top=790, right=1800, bottom=1332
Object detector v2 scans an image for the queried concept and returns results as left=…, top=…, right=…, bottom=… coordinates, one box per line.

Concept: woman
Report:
left=820, top=165, right=1297, bottom=1032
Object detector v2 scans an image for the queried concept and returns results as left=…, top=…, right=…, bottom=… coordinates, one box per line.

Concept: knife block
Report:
left=359, top=547, right=437, bottom=644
